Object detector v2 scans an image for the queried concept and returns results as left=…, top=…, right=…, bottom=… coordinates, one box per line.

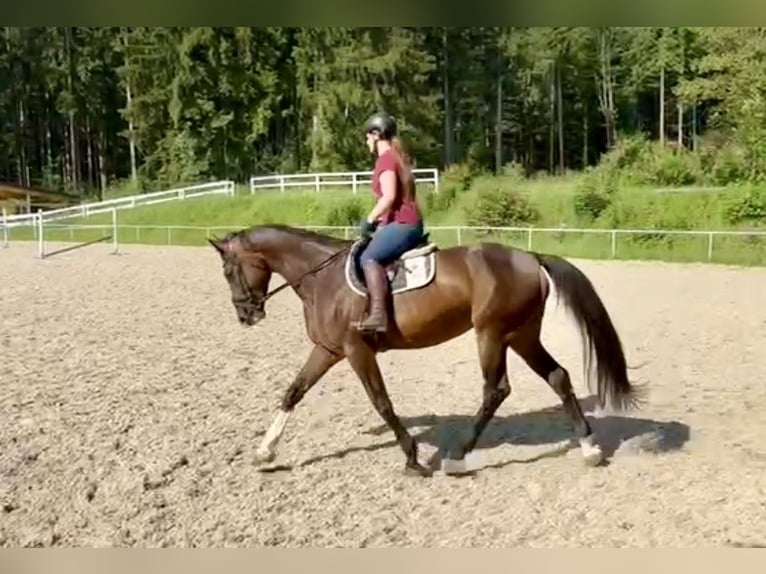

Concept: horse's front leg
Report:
left=254, top=344, right=343, bottom=463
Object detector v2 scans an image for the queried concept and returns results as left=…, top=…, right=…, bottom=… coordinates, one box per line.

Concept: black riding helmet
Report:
left=364, top=112, right=397, bottom=140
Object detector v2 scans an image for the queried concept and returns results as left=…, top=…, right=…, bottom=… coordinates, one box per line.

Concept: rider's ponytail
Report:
left=390, top=136, right=416, bottom=202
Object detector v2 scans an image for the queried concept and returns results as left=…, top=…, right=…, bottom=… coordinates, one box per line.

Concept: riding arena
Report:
left=2, top=180, right=766, bottom=548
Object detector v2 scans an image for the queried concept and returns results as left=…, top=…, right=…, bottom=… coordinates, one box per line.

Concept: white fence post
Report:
left=112, top=208, right=118, bottom=254
left=707, top=232, right=714, bottom=261
left=37, top=209, right=44, bottom=258
left=2, top=207, right=7, bottom=248
left=611, top=230, right=617, bottom=258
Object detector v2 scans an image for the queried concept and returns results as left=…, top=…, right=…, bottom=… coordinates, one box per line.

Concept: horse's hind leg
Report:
left=344, top=338, right=432, bottom=478
left=442, top=328, right=511, bottom=474
left=508, top=316, right=603, bottom=467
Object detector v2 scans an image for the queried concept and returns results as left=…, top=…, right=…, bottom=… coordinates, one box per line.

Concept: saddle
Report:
left=344, top=233, right=439, bottom=297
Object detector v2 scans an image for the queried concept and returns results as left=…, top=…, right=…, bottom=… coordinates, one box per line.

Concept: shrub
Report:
left=325, top=197, right=366, bottom=227
left=425, top=161, right=480, bottom=215
left=724, top=188, right=766, bottom=225
left=592, top=133, right=705, bottom=187
left=424, top=184, right=457, bottom=214
left=707, top=143, right=748, bottom=185
left=465, top=184, right=539, bottom=228
left=572, top=164, right=619, bottom=222
left=651, top=149, right=701, bottom=186
left=595, top=133, right=654, bottom=185
left=441, top=162, right=478, bottom=191
left=573, top=175, right=612, bottom=221
left=501, top=161, right=527, bottom=181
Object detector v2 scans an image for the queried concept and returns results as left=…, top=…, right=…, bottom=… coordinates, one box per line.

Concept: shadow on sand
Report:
left=258, top=395, right=690, bottom=475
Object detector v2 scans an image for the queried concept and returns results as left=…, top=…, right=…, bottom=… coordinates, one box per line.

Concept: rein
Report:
left=256, top=242, right=354, bottom=305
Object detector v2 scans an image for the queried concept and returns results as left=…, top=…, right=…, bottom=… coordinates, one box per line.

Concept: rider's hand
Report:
left=360, top=219, right=377, bottom=238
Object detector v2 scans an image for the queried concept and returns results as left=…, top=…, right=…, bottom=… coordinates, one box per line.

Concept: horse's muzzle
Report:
left=239, top=305, right=266, bottom=326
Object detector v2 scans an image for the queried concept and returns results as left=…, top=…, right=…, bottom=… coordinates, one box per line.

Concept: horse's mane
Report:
left=232, top=223, right=352, bottom=251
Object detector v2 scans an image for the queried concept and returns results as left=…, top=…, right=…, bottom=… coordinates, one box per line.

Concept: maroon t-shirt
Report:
left=372, top=149, right=422, bottom=225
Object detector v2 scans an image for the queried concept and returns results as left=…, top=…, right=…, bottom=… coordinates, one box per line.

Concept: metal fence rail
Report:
left=5, top=221, right=766, bottom=265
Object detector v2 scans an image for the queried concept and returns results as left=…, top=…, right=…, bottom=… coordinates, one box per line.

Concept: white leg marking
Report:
left=441, top=457, right=468, bottom=475
left=441, top=451, right=483, bottom=476
left=254, top=409, right=291, bottom=463
left=579, top=433, right=604, bottom=466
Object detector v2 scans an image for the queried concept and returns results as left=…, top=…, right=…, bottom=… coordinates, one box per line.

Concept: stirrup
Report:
left=354, top=314, right=388, bottom=334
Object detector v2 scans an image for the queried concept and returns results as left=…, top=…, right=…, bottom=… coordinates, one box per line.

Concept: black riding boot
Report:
left=355, top=260, right=389, bottom=333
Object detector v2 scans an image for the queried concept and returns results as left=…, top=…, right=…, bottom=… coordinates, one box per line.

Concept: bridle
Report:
left=238, top=242, right=354, bottom=308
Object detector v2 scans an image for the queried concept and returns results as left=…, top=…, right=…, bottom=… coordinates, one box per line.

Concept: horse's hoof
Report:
left=404, top=462, right=433, bottom=478
left=583, top=449, right=604, bottom=467
left=441, top=457, right=468, bottom=475
left=254, top=449, right=276, bottom=464
left=579, top=435, right=604, bottom=467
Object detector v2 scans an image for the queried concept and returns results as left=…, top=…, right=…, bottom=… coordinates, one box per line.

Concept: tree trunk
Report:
left=549, top=64, right=555, bottom=174
left=45, top=92, right=53, bottom=182
left=495, top=67, right=503, bottom=172
left=68, top=116, right=78, bottom=191
left=677, top=102, right=683, bottom=148
left=659, top=63, right=665, bottom=147
left=125, top=76, right=138, bottom=184
left=120, top=32, right=139, bottom=184
left=86, top=115, right=94, bottom=188
left=97, top=130, right=107, bottom=200
left=62, top=125, right=70, bottom=187
left=17, top=99, right=28, bottom=187
left=65, top=26, right=79, bottom=193
left=692, top=104, right=697, bottom=152
left=557, top=62, right=564, bottom=173
left=597, top=29, right=616, bottom=149
left=442, top=28, right=453, bottom=166
left=583, top=106, right=589, bottom=168
left=293, top=61, right=302, bottom=171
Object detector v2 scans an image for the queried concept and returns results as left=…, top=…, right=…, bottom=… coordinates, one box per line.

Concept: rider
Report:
left=355, top=111, right=426, bottom=334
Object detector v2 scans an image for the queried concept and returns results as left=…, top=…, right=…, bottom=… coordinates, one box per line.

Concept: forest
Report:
left=2, top=27, right=766, bottom=199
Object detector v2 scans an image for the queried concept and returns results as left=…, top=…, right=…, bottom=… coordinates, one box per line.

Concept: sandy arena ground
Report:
left=2, top=240, right=766, bottom=547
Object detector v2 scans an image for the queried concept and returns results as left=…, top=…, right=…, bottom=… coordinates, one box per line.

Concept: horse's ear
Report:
left=208, top=237, right=226, bottom=256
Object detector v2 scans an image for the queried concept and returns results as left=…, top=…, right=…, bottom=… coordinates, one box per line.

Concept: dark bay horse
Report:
left=208, top=224, right=641, bottom=477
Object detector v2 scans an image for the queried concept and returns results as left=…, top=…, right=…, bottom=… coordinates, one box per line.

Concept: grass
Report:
left=6, top=175, right=766, bottom=267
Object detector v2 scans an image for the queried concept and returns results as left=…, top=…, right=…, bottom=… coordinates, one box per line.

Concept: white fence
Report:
left=249, top=168, right=440, bottom=194
left=6, top=221, right=766, bottom=264
left=1, top=180, right=235, bottom=258
left=1, top=180, right=235, bottom=230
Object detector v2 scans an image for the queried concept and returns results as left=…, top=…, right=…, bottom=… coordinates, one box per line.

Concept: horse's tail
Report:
left=535, top=252, right=644, bottom=412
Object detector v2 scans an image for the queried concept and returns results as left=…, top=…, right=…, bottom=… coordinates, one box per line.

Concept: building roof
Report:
left=0, top=182, right=80, bottom=206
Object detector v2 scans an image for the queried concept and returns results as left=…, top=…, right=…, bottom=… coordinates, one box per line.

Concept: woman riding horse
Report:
left=356, top=112, right=427, bottom=334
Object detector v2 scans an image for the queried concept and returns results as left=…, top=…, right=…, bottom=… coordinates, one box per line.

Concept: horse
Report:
left=207, top=223, right=642, bottom=477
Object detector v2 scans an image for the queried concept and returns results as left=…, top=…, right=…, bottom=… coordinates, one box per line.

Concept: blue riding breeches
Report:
left=359, top=221, right=425, bottom=267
